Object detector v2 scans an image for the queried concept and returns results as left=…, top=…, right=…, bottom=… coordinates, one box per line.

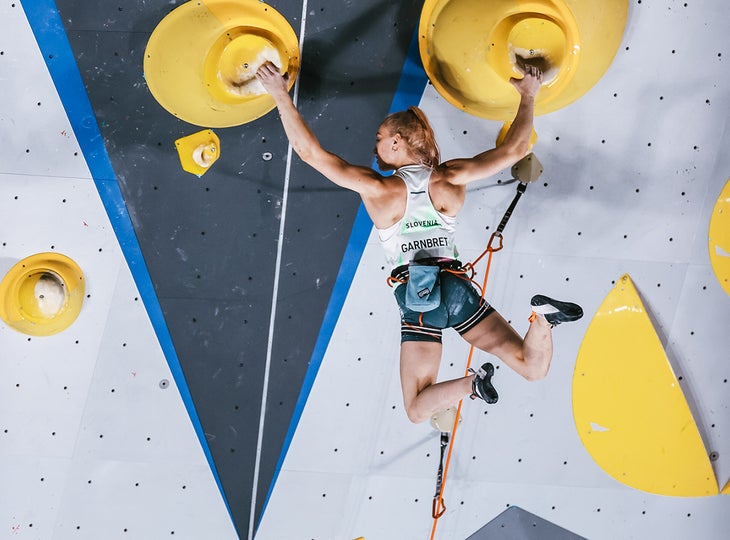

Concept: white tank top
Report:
left=376, top=164, right=458, bottom=268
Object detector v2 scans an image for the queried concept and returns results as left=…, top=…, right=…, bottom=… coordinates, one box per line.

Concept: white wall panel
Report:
left=0, top=2, right=87, bottom=180
left=0, top=3, right=236, bottom=538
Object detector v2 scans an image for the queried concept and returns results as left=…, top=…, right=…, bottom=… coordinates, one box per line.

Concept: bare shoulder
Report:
left=358, top=165, right=405, bottom=195
left=360, top=172, right=407, bottom=229
left=428, top=165, right=466, bottom=215
left=431, top=162, right=467, bottom=186
left=432, top=160, right=468, bottom=184
left=369, top=171, right=406, bottom=198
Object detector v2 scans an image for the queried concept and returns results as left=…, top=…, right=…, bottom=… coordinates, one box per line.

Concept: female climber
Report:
left=256, top=62, right=582, bottom=424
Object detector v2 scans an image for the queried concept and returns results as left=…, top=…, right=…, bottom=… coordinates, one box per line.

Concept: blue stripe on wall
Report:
left=258, top=27, right=429, bottom=526
left=20, top=0, right=234, bottom=524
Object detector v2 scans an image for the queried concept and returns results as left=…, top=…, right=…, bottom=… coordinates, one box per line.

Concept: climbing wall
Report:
left=2, top=0, right=729, bottom=539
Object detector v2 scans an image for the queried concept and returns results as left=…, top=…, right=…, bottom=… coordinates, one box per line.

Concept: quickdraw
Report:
left=431, top=432, right=450, bottom=519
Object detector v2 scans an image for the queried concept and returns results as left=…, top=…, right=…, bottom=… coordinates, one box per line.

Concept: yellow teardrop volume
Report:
left=573, top=274, right=717, bottom=497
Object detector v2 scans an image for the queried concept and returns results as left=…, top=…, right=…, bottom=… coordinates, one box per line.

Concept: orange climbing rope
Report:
left=428, top=231, right=500, bottom=539
left=429, top=181, right=527, bottom=539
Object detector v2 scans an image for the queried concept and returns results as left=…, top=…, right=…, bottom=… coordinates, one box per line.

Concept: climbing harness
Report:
left=387, top=180, right=529, bottom=295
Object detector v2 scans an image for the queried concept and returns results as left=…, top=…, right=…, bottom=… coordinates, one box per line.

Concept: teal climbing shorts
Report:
left=392, top=264, right=495, bottom=343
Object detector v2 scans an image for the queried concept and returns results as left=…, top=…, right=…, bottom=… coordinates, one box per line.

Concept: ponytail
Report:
left=382, top=106, right=441, bottom=168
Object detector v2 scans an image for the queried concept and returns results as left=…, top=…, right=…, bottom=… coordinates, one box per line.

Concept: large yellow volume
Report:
left=573, top=275, right=717, bottom=497
left=144, top=0, right=300, bottom=127
left=709, top=178, right=730, bottom=296
left=419, top=0, right=628, bottom=120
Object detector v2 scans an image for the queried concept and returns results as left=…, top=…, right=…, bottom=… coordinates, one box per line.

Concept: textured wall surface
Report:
left=1, top=0, right=729, bottom=539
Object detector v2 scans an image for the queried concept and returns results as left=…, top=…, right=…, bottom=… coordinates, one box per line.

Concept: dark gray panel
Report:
left=57, top=0, right=302, bottom=35
left=467, top=506, right=587, bottom=540
left=259, top=0, right=424, bottom=520
left=160, top=297, right=269, bottom=521
left=57, top=0, right=183, bottom=32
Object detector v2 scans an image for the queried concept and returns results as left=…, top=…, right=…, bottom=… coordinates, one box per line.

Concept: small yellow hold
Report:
left=722, top=479, right=730, bottom=495
left=0, top=253, right=85, bottom=336
left=176, top=130, right=221, bottom=177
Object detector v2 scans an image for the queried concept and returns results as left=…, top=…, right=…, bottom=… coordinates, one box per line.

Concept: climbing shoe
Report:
left=470, top=362, right=498, bottom=404
left=530, top=294, right=584, bottom=327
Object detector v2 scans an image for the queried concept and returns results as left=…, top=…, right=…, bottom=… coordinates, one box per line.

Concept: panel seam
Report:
left=249, top=2, right=309, bottom=538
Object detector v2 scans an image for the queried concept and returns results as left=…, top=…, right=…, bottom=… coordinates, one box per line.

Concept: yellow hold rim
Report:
left=419, top=0, right=628, bottom=120
left=0, top=253, right=85, bottom=336
left=144, top=0, right=300, bottom=127
left=573, top=274, right=718, bottom=497
left=708, top=177, right=730, bottom=296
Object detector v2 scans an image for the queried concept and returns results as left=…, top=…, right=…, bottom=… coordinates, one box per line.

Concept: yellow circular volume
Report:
left=419, top=0, right=628, bottom=120
left=0, top=253, right=85, bottom=336
left=144, top=0, right=300, bottom=127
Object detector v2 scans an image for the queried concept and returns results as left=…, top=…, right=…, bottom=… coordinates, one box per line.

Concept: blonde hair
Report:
left=381, top=106, right=440, bottom=168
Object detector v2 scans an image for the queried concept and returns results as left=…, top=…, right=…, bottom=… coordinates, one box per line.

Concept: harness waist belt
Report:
left=390, top=258, right=463, bottom=283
